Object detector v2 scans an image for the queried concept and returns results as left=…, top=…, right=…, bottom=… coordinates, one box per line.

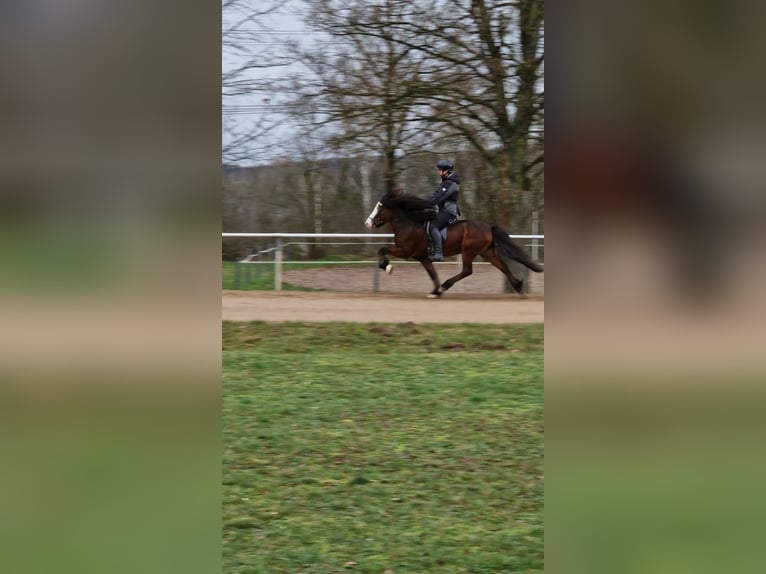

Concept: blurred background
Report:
left=546, top=0, right=766, bottom=572
left=0, top=2, right=220, bottom=573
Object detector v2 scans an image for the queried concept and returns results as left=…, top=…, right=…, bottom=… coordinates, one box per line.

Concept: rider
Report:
left=424, top=159, right=461, bottom=261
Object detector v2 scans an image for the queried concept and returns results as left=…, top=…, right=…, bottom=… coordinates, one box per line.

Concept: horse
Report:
left=364, top=192, right=543, bottom=298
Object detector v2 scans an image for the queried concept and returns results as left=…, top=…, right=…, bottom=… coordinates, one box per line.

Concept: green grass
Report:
left=222, top=261, right=313, bottom=291
left=0, top=225, right=127, bottom=292
left=223, top=322, right=544, bottom=573
left=222, top=259, right=367, bottom=291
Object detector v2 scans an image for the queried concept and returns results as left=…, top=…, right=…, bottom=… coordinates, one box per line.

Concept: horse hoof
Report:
left=385, top=264, right=393, bottom=274
left=427, top=291, right=442, bottom=299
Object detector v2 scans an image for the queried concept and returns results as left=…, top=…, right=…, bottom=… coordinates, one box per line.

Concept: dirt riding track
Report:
left=223, top=264, right=543, bottom=323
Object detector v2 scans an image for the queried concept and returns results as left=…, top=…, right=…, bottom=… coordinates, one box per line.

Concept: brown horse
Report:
left=364, top=192, right=543, bottom=297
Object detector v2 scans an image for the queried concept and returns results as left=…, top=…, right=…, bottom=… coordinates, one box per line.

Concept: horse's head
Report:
left=364, top=192, right=435, bottom=229
left=364, top=200, right=392, bottom=229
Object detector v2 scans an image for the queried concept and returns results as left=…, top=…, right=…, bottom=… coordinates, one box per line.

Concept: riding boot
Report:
left=429, top=225, right=444, bottom=261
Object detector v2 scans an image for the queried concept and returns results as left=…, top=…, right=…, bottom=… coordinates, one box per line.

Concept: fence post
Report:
left=531, top=211, right=539, bottom=262
left=274, top=238, right=283, bottom=291
left=372, top=262, right=379, bottom=292
left=244, top=248, right=252, bottom=285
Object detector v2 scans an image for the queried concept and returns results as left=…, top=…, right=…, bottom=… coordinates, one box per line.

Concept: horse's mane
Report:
left=380, top=193, right=436, bottom=222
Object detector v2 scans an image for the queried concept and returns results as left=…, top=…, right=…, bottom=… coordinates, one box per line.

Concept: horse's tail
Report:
left=491, top=226, right=544, bottom=272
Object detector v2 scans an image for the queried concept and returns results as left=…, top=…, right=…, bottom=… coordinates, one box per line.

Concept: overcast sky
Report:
left=222, top=1, right=321, bottom=165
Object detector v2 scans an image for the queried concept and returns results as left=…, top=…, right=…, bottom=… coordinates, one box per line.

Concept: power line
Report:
left=225, top=29, right=309, bottom=33
left=223, top=30, right=326, bottom=36
left=223, top=105, right=337, bottom=116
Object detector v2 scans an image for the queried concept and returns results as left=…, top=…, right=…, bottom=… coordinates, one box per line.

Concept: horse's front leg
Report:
left=378, top=245, right=413, bottom=274
left=377, top=247, right=391, bottom=272
left=418, top=259, right=443, bottom=298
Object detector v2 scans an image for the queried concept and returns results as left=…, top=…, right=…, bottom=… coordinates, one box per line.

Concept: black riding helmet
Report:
left=435, top=159, right=454, bottom=171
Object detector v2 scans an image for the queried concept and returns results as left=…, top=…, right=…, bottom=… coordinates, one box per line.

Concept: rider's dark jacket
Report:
left=425, top=171, right=460, bottom=217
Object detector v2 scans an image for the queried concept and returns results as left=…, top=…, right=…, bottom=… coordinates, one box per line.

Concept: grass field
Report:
left=223, top=322, right=544, bottom=573
left=222, top=261, right=315, bottom=291
left=222, top=258, right=367, bottom=291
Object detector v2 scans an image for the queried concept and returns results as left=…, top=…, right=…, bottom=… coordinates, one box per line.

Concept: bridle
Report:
left=365, top=202, right=386, bottom=229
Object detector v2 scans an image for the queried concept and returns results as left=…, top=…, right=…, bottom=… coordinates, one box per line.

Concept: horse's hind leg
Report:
left=482, top=247, right=524, bottom=294
left=438, top=252, right=475, bottom=294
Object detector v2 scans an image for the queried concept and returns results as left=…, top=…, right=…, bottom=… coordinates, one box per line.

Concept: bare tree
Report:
left=398, top=0, right=544, bottom=227
left=291, top=0, right=434, bottom=195
left=222, top=0, right=296, bottom=163
left=294, top=0, right=543, bottom=227
left=222, top=0, right=543, bottom=263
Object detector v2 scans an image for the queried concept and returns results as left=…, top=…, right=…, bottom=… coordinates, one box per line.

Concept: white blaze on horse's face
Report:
left=364, top=202, right=382, bottom=229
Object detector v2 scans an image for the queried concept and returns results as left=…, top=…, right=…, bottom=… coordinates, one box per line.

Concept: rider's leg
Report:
left=429, top=213, right=450, bottom=261
left=429, top=224, right=443, bottom=261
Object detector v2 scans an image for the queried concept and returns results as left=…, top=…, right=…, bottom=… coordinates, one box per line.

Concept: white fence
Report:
left=222, top=232, right=544, bottom=290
